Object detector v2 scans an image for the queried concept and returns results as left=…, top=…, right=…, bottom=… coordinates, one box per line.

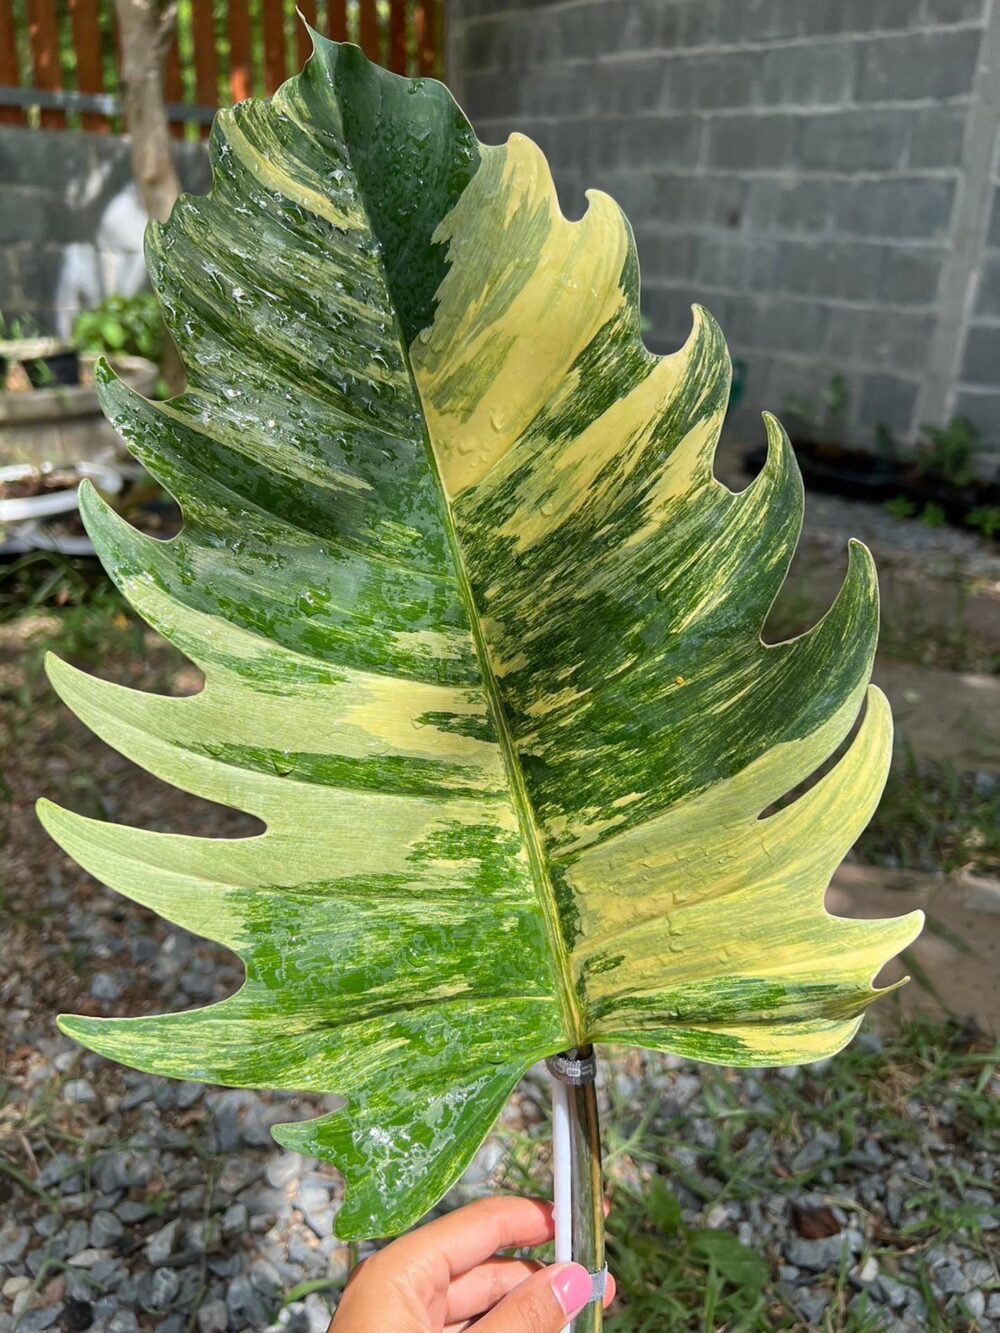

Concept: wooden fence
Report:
left=0, top=0, right=441, bottom=134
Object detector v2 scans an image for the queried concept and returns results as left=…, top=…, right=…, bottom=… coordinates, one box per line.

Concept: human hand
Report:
left=328, top=1195, right=616, bottom=1332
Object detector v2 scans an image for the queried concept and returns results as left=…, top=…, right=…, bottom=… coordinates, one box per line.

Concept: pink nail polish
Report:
left=552, top=1263, right=593, bottom=1317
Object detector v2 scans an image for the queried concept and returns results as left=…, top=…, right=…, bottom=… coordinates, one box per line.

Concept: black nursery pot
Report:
left=744, top=439, right=899, bottom=501
left=23, top=349, right=81, bottom=388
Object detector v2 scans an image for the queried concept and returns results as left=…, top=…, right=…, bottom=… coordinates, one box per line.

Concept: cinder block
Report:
left=879, top=248, right=944, bottom=306
left=960, top=321, right=1000, bottom=384
left=907, top=106, right=968, bottom=169
left=985, top=184, right=1000, bottom=248
left=923, top=0, right=986, bottom=24
left=576, top=114, right=625, bottom=171
left=595, top=169, right=660, bottom=218
left=715, top=0, right=804, bottom=42
left=725, top=293, right=827, bottom=355
left=756, top=43, right=854, bottom=106
left=462, top=17, right=502, bottom=72
left=576, top=0, right=641, bottom=55
left=856, top=29, right=981, bottom=102
left=675, top=0, right=722, bottom=47
left=707, top=115, right=797, bottom=170
left=631, top=228, right=700, bottom=282
left=7, top=244, right=68, bottom=335
left=759, top=358, right=849, bottom=423
left=974, top=256, right=1000, bottom=318
left=858, top=373, right=919, bottom=434
left=768, top=238, right=847, bottom=298
left=771, top=239, right=889, bottom=302
left=616, top=1, right=658, bottom=52
left=951, top=386, right=1000, bottom=444
left=835, top=242, right=889, bottom=302
left=603, top=58, right=666, bottom=116
left=520, top=65, right=590, bottom=117
left=659, top=59, right=700, bottom=113
left=797, top=109, right=909, bottom=172
left=744, top=239, right=781, bottom=292
left=833, top=177, right=956, bottom=240
left=652, top=172, right=750, bottom=229
left=452, top=0, right=494, bottom=20
left=0, top=250, right=20, bottom=311
left=553, top=5, right=610, bottom=60
left=690, top=53, right=757, bottom=110
left=465, top=71, right=521, bottom=119
left=619, top=115, right=703, bottom=171
left=801, top=0, right=926, bottom=36
left=746, top=176, right=834, bottom=233
left=522, top=10, right=559, bottom=67
left=0, top=126, right=99, bottom=188
left=694, top=232, right=750, bottom=288
left=825, top=307, right=935, bottom=368
left=0, top=186, right=50, bottom=246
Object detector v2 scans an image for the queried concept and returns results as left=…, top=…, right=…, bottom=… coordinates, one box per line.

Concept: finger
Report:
left=442, top=1270, right=616, bottom=1331
left=445, top=1258, right=543, bottom=1322
left=473, top=1262, right=595, bottom=1332
left=390, top=1196, right=555, bottom=1279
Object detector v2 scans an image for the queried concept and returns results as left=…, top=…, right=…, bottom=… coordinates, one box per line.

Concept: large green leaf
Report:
left=39, top=38, right=922, bottom=1239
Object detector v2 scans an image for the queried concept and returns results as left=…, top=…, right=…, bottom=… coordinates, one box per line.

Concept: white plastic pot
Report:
left=0, top=460, right=123, bottom=524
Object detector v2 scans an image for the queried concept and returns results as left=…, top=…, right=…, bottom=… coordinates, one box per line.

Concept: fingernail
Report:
left=551, top=1263, right=593, bottom=1317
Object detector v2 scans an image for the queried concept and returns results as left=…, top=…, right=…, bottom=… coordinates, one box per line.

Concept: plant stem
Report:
left=568, top=1045, right=604, bottom=1333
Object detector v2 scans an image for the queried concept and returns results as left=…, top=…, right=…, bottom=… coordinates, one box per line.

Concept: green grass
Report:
left=856, top=748, right=1000, bottom=877
left=0, top=554, right=186, bottom=738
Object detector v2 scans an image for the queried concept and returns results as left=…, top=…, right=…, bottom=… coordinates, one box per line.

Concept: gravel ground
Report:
left=803, top=491, right=1000, bottom=586
left=715, top=443, right=1000, bottom=588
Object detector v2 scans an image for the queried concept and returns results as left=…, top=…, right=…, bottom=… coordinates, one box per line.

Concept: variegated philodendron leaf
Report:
left=39, top=38, right=922, bottom=1239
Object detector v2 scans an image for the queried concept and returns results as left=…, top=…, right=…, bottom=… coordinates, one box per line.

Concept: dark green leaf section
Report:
left=328, top=43, right=481, bottom=342
left=186, top=740, right=508, bottom=798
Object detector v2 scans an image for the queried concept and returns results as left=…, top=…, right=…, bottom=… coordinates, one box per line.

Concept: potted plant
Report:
left=0, top=304, right=159, bottom=469
left=0, top=459, right=124, bottom=555
left=72, top=292, right=167, bottom=368
left=0, top=313, right=80, bottom=389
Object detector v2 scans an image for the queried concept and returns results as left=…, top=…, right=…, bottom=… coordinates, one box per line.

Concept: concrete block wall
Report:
left=449, top=0, right=1000, bottom=468
left=956, top=127, right=1000, bottom=438
left=0, top=129, right=209, bottom=339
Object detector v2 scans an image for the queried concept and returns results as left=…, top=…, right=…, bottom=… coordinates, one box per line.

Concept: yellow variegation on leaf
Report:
left=39, top=38, right=922, bottom=1241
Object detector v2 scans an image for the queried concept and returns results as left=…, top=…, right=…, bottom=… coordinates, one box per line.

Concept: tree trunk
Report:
left=114, top=0, right=181, bottom=223
left=113, top=0, right=185, bottom=391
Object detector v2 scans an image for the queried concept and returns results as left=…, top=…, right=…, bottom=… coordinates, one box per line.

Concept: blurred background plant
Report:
left=72, top=292, right=167, bottom=364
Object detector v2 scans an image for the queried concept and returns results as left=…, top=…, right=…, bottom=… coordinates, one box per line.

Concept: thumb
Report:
left=473, top=1262, right=594, bottom=1331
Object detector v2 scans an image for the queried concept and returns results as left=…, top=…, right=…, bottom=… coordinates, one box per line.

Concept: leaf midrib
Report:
left=426, top=494, right=583, bottom=1046
left=333, top=98, right=583, bottom=1049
